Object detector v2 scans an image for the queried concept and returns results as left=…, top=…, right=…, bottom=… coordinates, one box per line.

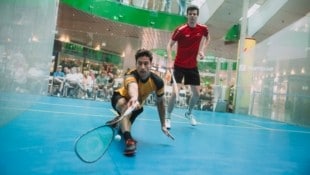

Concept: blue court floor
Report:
left=0, top=94, right=310, bottom=175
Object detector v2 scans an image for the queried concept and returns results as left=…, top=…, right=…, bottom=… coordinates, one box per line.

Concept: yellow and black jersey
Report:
left=115, top=69, right=164, bottom=104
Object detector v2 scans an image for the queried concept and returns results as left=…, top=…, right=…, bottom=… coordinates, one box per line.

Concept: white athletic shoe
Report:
left=185, top=112, right=197, bottom=126
left=165, top=118, right=171, bottom=129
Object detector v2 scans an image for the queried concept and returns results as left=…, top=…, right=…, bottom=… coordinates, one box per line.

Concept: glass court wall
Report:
left=0, top=0, right=58, bottom=94
left=237, top=14, right=310, bottom=126
left=0, top=0, right=58, bottom=125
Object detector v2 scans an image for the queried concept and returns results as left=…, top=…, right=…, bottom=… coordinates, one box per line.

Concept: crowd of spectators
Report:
left=49, top=62, right=216, bottom=111
left=49, top=64, right=117, bottom=101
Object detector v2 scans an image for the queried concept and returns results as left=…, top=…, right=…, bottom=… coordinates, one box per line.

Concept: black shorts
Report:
left=111, top=92, right=143, bottom=124
left=173, top=65, right=200, bottom=85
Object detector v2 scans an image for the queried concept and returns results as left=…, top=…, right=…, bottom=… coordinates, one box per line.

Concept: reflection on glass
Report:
left=245, top=15, right=310, bottom=126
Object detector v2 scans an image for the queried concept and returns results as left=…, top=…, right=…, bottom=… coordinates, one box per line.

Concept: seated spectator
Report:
left=178, top=86, right=187, bottom=107
left=63, top=66, right=70, bottom=75
left=198, top=85, right=213, bottom=110
left=63, top=67, right=82, bottom=97
left=80, top=71, right=94, bottom=99
left=164, top=69, right=172, bottom=85
left=106, top=71, right=115, bottom=100
left=200, top=85, right=212, bottom=101
left=89, top=69, right=96, bottom=81
left=52, top=65, right=65, bottom=96
left=94, top=70, right=110, bottom=100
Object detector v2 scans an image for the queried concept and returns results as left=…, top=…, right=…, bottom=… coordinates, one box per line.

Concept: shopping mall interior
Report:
left=0, top=0, right=309, bottom=174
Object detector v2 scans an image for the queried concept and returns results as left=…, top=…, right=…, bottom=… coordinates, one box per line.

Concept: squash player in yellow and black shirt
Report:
left=106, top=49, right=170, bottom=156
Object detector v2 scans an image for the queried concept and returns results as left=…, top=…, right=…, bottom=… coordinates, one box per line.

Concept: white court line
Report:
left=3, top=104, right=310, bottom=135
left=231, top=119, right=270, bottom=129
left=143, top=112, right=310, bottom=135
left=140, top=117, right=310, bottom=134
left=232, top=118, right=286, bottom=125
left=0, top=106, right=110, bottom=118
left=231, top=119, right=310, bottom=134
left=0, top=98, right=104, bottom=110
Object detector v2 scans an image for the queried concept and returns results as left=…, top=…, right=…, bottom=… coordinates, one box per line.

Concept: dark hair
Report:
left=187, top=5, right=199, bottom=15
left=135, top=49, right=153, bottom=62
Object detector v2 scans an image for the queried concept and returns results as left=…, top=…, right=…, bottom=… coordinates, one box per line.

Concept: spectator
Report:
left=52, top=65, right=65, bottom=96
left=94, top=70, right=110, bottom=100
left=80, top=71, right=94, bottom=99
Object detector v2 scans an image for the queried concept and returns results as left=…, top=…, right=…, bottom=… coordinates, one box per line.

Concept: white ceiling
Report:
left=56, top=0, right=309, bottom=60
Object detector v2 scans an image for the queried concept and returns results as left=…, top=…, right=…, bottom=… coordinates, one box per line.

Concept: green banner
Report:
left=63, top=42, right=121, bottom=65
left=61, top=0, right=186, bottom=31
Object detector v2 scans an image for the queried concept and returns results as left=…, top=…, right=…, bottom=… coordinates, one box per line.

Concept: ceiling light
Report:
left=59, top=35, right=70, bottom=42
left=239, top=3, right=261, bottom=21
left=94, top=45, right=100, bottom=51
left=247, top=3, right=260, bottom=18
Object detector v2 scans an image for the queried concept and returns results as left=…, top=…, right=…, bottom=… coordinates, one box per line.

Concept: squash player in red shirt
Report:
left=166, top=5, right=210, bottom=129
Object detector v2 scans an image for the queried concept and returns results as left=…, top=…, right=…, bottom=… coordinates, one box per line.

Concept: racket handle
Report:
left=123, top=101, right=139, bottom=116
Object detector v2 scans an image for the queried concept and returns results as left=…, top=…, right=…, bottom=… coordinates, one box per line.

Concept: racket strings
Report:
left=75, top=126, right=114, bottom=163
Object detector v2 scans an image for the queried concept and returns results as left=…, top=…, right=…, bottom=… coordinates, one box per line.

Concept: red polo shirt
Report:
left=171, top=23, right=209, bottom=68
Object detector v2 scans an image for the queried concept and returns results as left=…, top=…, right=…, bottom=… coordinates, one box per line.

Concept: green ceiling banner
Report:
left=61, top=0, right=186, bottom=31
left=63, top=43, right=121, bottom=65
left=224, top=24, right=240, bottom=43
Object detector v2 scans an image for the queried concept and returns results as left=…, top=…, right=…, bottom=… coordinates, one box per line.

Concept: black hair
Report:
left=187, top=5, right=199, bottom=16
left=135, top=49, right=153, bottom=62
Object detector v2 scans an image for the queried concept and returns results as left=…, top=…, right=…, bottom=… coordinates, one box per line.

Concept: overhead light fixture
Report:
left=239, top=3, right=261, bottom=21
left=94, top=45, right=100, bottom=51
left=247, top=3, right=260, bottom=18
left=59, top=35, right=70, bottom=42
